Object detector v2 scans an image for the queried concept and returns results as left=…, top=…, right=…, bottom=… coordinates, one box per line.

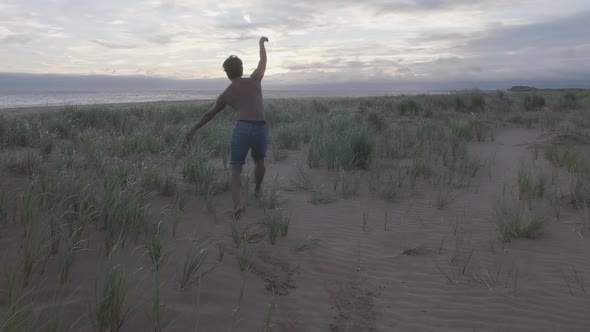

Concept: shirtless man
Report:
left=185, top=36, right=269, bottom=218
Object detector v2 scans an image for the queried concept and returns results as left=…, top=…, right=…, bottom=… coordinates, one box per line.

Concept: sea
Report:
left=0, top=89, right=411, bottom=109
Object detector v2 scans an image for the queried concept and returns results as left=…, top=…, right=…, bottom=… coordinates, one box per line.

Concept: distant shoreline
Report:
left=0, top=92, right=407, bottom=115
left=0, top=99, right=215, bottom=115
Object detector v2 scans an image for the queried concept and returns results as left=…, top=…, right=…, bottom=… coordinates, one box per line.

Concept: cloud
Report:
left=144, top=34, right=180, bottom=45
left=0, top=0, right=589, bottom=87
left=92, top=39, right=137, bottom=49
left=466, top=11, right=590, bottom=53
left=0, top=34, right=32, bottom=44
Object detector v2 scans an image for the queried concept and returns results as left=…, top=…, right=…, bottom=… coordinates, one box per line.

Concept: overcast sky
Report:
left=1, top=0, right=589, bottom=89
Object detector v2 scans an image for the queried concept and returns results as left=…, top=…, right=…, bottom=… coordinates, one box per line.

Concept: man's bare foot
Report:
left=254, top=189, right=262, bottom=199
left=231, top=206, right=245, bottom=219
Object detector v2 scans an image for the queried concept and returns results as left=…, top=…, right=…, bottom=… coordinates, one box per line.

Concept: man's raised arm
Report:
left=251, top=36, right=268, bottom=81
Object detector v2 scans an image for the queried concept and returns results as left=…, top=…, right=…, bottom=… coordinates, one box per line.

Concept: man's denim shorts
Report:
left=230, top=120, right=269, bottom=165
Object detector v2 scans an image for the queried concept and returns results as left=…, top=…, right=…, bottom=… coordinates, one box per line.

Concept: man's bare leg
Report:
left=254, top=159, right=266, bottom=198
left=231, top=164, right=244, bottom=218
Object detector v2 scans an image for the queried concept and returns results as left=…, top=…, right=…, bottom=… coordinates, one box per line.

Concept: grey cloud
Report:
left=286, top=58, right=401, bottom=73
left=0, top=34, right=32, bottom=44
left=145, top=34, right=179, bottom=45
left=467, top=11, right=590, bottom=53
left=92, top=39, right=137, bottom=49
left=396, top=67, right=412, bottom=74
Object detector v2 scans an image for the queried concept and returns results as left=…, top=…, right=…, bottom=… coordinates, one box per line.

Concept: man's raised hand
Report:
left=260, top=36, right=268, bottom=44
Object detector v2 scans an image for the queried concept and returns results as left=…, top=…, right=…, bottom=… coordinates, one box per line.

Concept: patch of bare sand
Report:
left=266, top=128, right=590, bottom=331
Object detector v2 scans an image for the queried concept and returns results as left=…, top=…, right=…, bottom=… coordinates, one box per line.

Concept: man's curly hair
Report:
left=223, top=55, right=243, bottom=79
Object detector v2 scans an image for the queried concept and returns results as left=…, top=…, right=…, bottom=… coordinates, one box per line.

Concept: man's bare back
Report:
left=219, top=77, right=265, bottom=121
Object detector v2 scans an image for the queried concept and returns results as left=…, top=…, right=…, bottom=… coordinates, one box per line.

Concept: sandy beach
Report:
left=1, top=92, right=589, bottom=331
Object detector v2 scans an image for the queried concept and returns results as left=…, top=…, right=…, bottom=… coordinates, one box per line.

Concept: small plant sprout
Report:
left=562, top=265, right=586, bottom=296
left=534, top=175, right=546, bottom=198
left=147, top=272, right=171, bottom=332
left=217, top=242, right=225, bottom=262
left=237, top=242, right=253, bottom=271
left=517, top=162, right=531, bottom=200
left=267, top=214, right=281, bottom=245
left=262, top=175, right=284, bottom=209
left=230, top=220, right=241, bottom=248
left=176, top=244, right=209, bottom=291
left=279, top=212, right=291, bottom=237
left=93, top=264, right=130, bottom=332
left=145, top=220, right=173, bottom=271
left=263, top=302, right=277, bottom=332
left=434, top=188, right=455, bottom=210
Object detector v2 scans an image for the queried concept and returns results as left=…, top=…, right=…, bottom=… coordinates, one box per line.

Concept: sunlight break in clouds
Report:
left=0, top=0, right=589, bottom=87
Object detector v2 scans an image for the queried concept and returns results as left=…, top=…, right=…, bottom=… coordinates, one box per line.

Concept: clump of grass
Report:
left=176, top=245, right=209, bottom=291
left=100, top=177, right=149, bottom=252
left=563, top=265, right=586, bottom=296
left=230, top=220, right=241, bottom=248
left=289, top=163, right=312, bottom=191
left=261, top=175, right=284, bottom=209
left=270, top=141, right=287, bottom=163
left=523, top=94, right=546, bottom=111
left=517, top=162, right=532, bottom=200
left=547, top=187, right=562, bottom=221
left=409, top=159, right=433, bottom=188
left=378, top=171, right=401, bottom=202
left=434, top=188, right=455, bottom=210
left=144, top=220, right=173, bottom=271
left=544, top=145, right=560, bottom=165
left=237, top=242, right=253, bottom=271
left=6, top=151, right=43, bottom=176
left=20, top=192, right=34, bottom=238
left=183, top=147, right=223, bottom=197
left=174, top=186, right=186, bottom=211
left=493, top=200, right=548, bottom=242
left=397, top=98, right=419, bottom=116
left=92, top=264, right=129, bottom=332
left=534, top=175, right=546, bottom=198
left=2, top=266, right=35, bottom=332
left=39, top=132, right=55, bottom=159
left=460, top=157, right=481, bottom=178
left=265, top=209, right=291, bottom=245
left=561, top=149, right=580, bottom=173
left=22, top=226, right=48, bottom=288
left=366, top=111, right=386, bottom=132
left=333, top=169, right=360, bottom=198
left=306, top=118, right=373, bottom=170
left=147, top=272, right=171, bottom=332
left=273, top=124, right=301, bottom=150
left=0, top=192, right=8, bottom=227
left=267, top=216, right=281, bottom=245
left=59, top=230, right=85, bottom=285
left=157, top=174, right=177, bottom=196
left=202, top=179, right=220, bottom=213
left=217, top=242, right=225, bottom=262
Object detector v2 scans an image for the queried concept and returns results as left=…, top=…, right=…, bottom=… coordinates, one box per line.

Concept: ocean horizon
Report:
left=0, top=89, right=434, bottom=109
